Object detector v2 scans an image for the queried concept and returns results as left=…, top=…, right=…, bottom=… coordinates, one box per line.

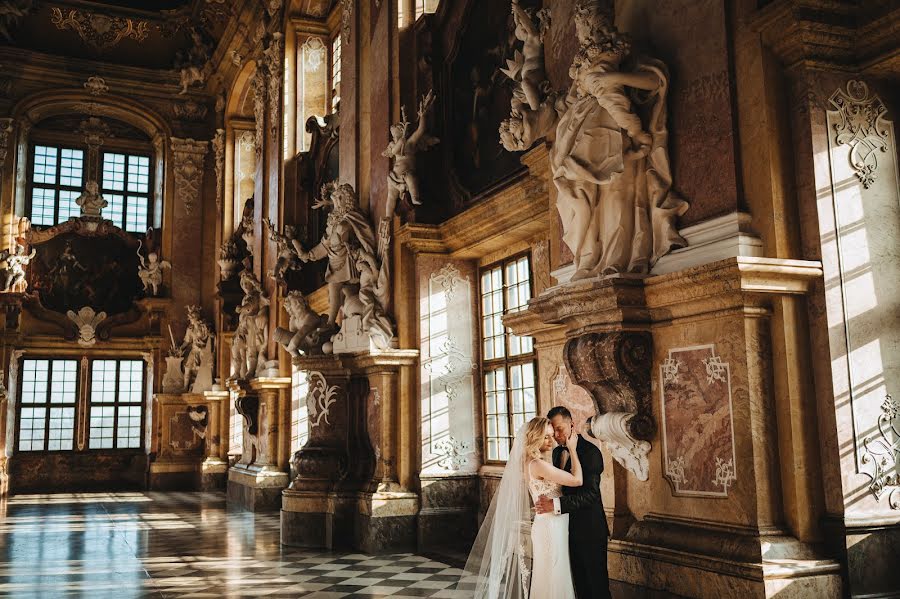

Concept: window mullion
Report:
left=43, top=360, right=54, bottom=451
left=112, top=361, right=120, bottom=449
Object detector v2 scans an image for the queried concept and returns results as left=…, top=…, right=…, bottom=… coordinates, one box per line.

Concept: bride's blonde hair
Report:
left=524, top=416, right=551, bottom=460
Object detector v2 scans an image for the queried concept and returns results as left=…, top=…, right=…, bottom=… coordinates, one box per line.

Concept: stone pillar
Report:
left=149, top=393, right=220, bottom=490
left=226, top=377, right=291, bottom=511
left=201, top=389, right=229, bottom=490
left=282, top=350, right=419, bottom=552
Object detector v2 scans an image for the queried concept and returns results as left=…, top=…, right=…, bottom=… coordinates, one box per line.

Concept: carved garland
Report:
left=170, top=138, right=208, bottom=217
left=50, top=8, right=150, bottom=51
left=212, top=129, right=225, bottom=211
left=306, top=371, right=340, bottom=428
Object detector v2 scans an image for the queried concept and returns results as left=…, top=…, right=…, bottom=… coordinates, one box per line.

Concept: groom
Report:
left=536, top=406, right=611, bottom=598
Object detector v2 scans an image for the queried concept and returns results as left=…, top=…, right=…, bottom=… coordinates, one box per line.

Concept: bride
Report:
left=459, top=416, right=582, bottom=598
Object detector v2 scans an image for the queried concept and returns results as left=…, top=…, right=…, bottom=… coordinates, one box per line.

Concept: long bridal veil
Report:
left=457, top=424, right=532, bottom=598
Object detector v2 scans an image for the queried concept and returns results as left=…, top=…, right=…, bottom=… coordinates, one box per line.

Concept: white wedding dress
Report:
left=528, top=464, right=576, bottom=599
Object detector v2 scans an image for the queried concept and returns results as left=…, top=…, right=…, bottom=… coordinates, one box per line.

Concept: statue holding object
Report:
left=0, top=241, right=35, bottom=292
left=136, top=228, right=171, bottom=296
left=263, top=218, right=301, bottom=284
left=180, top=305, right=215, bottom=393
left=230, top=269, right=269, bottom=379
left=382, top=90, right=440, bottom=216
left=499, top=0, right=688, bottom=279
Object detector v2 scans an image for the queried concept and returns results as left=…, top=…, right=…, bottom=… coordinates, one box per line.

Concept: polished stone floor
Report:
left=0, top=491, right=467, bottom=598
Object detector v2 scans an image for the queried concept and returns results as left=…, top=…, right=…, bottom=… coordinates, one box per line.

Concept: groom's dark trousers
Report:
left=553, top=435, right=611, bottom=599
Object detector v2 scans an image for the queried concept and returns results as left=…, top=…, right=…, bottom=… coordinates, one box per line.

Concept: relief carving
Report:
left=50, top=8, right=150, bottom=50
left=170, top=138, right=208, bottom=217
left=861, top=394, right=899, bottom=509
left=829, top=80, right=890, bottom=189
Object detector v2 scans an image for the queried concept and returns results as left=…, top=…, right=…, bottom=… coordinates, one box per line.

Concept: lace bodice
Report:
left=527, top=461, right=562, bottom=503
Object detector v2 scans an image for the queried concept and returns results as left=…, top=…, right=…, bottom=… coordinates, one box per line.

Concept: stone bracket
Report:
left=563, top=331, right=654, bottom=441
left=587, top=412, right=651, bottom=481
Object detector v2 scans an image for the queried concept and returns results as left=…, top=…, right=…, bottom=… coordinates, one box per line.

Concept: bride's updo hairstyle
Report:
left=524, top=416, right=551, bottom=459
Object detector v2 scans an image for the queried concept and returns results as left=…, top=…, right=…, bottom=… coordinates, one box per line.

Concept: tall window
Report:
left=291, top=368, right=310, bottom=454
left=88, top=359, right=144, bottom=449
left=229, top=390, right=242, bottom=455
left=399, top=0, right=440, bottom=27
left=480, top=254, right=536, bottom=462
left=331, top=34, right=342, bottom=113
left=17, top=359, right=79, bottom=452
left=100, top=152, right=151, bottom=232
left=28, top=145, right=85, bottom=226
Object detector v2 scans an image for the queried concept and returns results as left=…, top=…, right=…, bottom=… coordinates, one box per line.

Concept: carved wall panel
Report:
left=659, top=344, right=736, bottom=497
left=419, top=259, right=478, bottom=475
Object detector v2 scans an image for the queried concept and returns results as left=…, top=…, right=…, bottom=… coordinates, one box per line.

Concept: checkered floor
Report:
left=0, top=491, right=470, bottom=598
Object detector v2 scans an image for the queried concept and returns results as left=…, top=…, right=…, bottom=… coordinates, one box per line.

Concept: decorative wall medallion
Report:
left=430, top=264, right=463, bottom=302
left=861, top=394, right=900, bottom=509
left=51, top=8, right=150, bottom=51
left=422, top=337, right=475, bottom=402
left=302, top=36, right=325, bottom=71
left=66, top=306, right=106, bottom=346
left=170, top=138, right=208, bottom=217
left=78, top=116, right=111, bottom=146
left=306, top=371, right=339, bottom=428
left=829, top=80, right=890, bottom=188
left=660, top=344, right=737, bottom=497
left=169, top=412, right=203, bottom=451
left=83, top=76, right=108, bottom=96
left=212, top=129, right=225, bottom=210
left=434, top=436, right=472, bottom=471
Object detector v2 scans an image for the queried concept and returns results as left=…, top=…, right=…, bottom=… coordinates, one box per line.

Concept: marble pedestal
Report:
left=505, top=258, right=843, bottom=599
left=226, top=377, right=292, bottom=511
left=281, top=350, right=419, bottom=552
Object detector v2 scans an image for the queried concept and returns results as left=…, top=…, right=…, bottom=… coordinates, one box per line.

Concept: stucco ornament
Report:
left=229, top=270, right=269, bottom=380
left=861, top=394, right=900, bottom=509
left=67, top=306, right=106, bottom=346
left=175, top=27, right=212, bottom=95
left=382, top=90, right=439, bottom=216
left=136, top=232, right=171, bottom=296
left=500, top=0, right=688, bottom=279
left=829, top=80, right=890, bottom=189
left=50, top=8, right=150, bottom=50
left=179, top=305, right=215, bottom=393
left=263, top=218, right=301, bottom=284
left=170, top=138, right=208, bottom=217
left=75, top=181, right=107, bottom=217
left=587, top=412, right=650, bottom=481
left=306, top=371, right=339, bottom=428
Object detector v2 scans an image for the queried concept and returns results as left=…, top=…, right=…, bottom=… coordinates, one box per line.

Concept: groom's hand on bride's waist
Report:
left=535, top=495, right=554, bottom=514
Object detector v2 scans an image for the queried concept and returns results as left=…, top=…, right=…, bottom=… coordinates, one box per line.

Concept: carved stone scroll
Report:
left=170, top=138, right=208, bottom=217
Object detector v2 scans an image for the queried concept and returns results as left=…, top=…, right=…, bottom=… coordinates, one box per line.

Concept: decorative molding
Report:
left=170, top=137, right=208, bottom=217
left=83, top=76, right=108, bottom=96
left=251, top=68, right=266, bottom=160
left=649, top=212, right=763, bottom=277
left=828, top=80, right=890, bottom=189
left=301, top=36, right=326, bottom=72
left=861, top=394, right=899, bottom=509
left=422, top=337, right=475, bottom=403
left=212, top=129, right=225, bottom=211
left=50, top=8, right=150, bottom=51
left=660, top=344, right=737, bottom=497
left=429, top=264, right=463, bottom=302
left=77, top=116, right=111, bottom=147
left=0, top=118, right=14, bottom=168
left=434, top=436, right=472, bottom=471
left=587, top=412, right=651, bottom=481
left=306, top=371, right=339, bottom=428
left=263, top=33, right=283, bottom=135
left=66, top=306, right=106, bottom=346
left=340, top=0, right=352, bottom=45
left=172, top=100, right=209, bottom=122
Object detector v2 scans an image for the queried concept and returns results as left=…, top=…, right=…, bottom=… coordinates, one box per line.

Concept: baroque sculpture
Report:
left=500, top=0, right=688, bottom=279
left=175, top=27, right=212, bottom=95
left=179, top=305, right=215, bottom=393
left=136, top=229, right=171, bottom=296
left=292, top=182, right=394, bottom=353
left=273, top=291, right=327, bottom=356
left=0, top=241, right=35, bottom=292
left=263, top=218, right=300, bottom=284
left=382, top=90, right=439, bottom=216
left=76, top=181, right=107, bottom=217
left=67, top=306, right=106, bottom=347
left=230, top=269, right=269, bottom=379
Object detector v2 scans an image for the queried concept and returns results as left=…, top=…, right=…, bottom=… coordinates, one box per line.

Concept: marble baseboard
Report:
left=150, top=470, right=199, bottom=491
left=418, top=507, right=477, bottom=553
left=227, top=466, right=289, bottom=511
left=823, top=515, right=900, bottom=598
left=355, top=514, right=417, bottom=554
left=281, top=510, right=328, bottom=547
left=201, top=471, right=226, bottom=491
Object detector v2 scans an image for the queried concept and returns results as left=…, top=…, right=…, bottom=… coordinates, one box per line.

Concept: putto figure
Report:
left=382, top=90, right=439, bottom=216
left=273, top=291, right=326, bottom=356
left=263, top=218, right=300, bottom=284
left=499, top=0, right=688, bottom=279
left=136, top=229, right=171, bottom=296
left=0, top=241, right=35, bottom=292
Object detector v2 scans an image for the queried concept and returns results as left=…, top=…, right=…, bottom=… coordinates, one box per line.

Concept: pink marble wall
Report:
left=659, top=344, right=736, bottom=497
left=550, top=365, right=595, bottom=435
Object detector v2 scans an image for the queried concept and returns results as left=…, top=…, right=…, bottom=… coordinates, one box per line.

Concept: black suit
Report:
left=553, top=436, right=611, bottom=599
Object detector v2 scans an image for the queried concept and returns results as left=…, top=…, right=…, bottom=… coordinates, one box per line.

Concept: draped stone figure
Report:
left=230, top=270, right=269, bottom=379
left=500, top=0, right=688, bottom=280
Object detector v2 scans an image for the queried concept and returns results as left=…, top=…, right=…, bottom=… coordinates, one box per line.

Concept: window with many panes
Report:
left=89, top=359, right=144, bottom=449
left=480, top=254, right=537, bottom=462
left=28, top=145, right=86, bottom=226
left=100, top=152, right=151, bottom=232
left=17, top=359, right=79, bottom=451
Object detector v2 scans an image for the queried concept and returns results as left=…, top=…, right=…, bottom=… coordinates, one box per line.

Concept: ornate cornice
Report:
left=50, top=8, right=151, bottom=51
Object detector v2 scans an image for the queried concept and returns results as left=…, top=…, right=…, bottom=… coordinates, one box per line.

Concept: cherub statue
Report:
left=176, top=28, right=212, bottom=95
left=274, top=291, right=326, bottom=356
left=263, top=218, right=300, bottom=283
left=180, top=305, right=215, bottom=392
left=0, top=241, right=35, bottom=292
left=382, top=90, right=440, bottom=216
left=136, top=229, right=171, bottom=296
left=508, top=0, right=551, bottom=112
left=76, top=181, right=107, bottom=217
left=292, top=182, right=376, bottom=327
